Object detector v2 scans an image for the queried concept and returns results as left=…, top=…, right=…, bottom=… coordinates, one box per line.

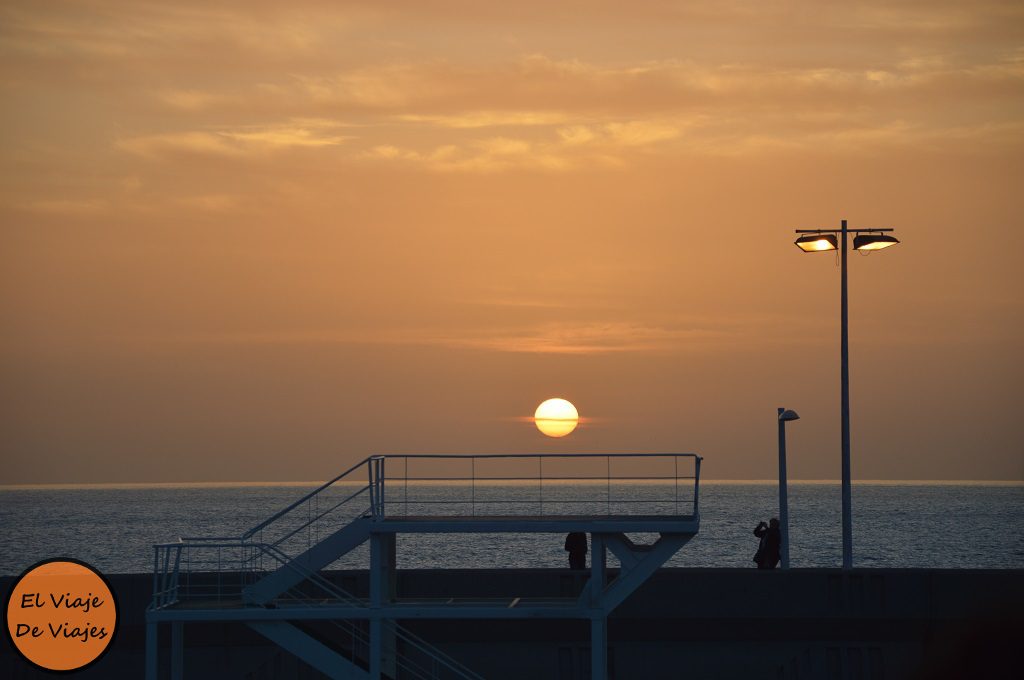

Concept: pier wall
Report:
left=2, top=568, right=1020, bottom=679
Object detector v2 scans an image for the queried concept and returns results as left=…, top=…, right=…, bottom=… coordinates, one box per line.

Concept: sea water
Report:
left=1, top=482, right=1021, bottom=576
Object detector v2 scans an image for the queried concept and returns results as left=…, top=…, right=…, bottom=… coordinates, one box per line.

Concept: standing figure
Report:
left=753, top=518, right=781, bottom=570
left=564, top=532, right=588, bottom=570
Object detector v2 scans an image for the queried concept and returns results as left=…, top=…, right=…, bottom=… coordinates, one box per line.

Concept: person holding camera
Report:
left=753, top=518, right=781, bottom=569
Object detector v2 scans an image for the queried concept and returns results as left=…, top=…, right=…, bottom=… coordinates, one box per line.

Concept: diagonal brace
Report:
left=603, top=533, right=646, bottom=569
left=599, top=532, right=692, bottom=614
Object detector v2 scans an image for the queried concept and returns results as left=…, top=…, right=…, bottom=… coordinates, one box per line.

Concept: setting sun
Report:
left=534, top=398, right=579, bottom=438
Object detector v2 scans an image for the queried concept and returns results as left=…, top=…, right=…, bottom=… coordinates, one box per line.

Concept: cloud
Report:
left=6, top=0, right=1024, bottom=180
left=356, top=116, right=693, bottom=172
left=396, top=111, right=572, bottom=128
left=557, top=125, right=598, bottom=145
left=427, top=322, right=729, bottom=354
left=117, top=120, right=351, bottom=159
left=117, top=131, right=243, bottom=158
left=219, top=126, right=349, bottom=148
left=604, top=121, right=681, bottom=146
left=113, top=321, right=734, bottom=355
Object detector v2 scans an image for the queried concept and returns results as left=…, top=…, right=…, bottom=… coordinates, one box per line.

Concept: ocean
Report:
left=1, top=482, right=1021, bottom=576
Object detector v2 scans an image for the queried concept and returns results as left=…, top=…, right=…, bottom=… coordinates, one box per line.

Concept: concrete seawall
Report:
left=3, top=568, right=1021, bottom=679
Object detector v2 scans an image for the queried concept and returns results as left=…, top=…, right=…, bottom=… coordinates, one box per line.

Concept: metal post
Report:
left=171, top=622, right=183, bottom=680
left=840, top=219, right=853, bottom=569
left=370, top=533, right=383, bottom=680
left=379, top=457, right=385, bottom=518
left=589, top=534, right=604, bottom=607
left=590, top=533, right=607, bottom=680
left=591, top=616, right=608, bottom=680
left=368, top=459, right=377, bottom=519
left=369, top=533, right=396, bottom=679
left=145, top=621, right=158, bottom=680
left=777, top=408, right=790, bottom=570
left=693, top=457, right=701, bottom=516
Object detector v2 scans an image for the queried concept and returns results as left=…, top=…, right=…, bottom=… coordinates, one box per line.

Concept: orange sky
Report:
left=1, top=1, right=1022, bottom=483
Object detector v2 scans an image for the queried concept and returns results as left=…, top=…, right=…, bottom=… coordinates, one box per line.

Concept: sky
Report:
left=1, top=0, right=1022, bottom=484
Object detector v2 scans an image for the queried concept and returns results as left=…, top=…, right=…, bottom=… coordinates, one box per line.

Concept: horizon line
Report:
left=1, top=479, right=1021, bottom=491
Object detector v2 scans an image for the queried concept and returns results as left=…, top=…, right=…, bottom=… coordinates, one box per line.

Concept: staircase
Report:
left=149, top=456, right=484, bottom=679
left=147, top=453, right=702, bottom=680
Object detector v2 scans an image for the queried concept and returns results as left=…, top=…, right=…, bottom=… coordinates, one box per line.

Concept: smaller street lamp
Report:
left=778, top=407, right=800, bottom=569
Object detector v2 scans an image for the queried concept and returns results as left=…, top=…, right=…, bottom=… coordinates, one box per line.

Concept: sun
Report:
left=534, top=398, right=579, bottom=438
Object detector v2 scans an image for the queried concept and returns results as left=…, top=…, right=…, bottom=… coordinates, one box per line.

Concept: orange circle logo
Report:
left=4, top=558, right=118, bottom=672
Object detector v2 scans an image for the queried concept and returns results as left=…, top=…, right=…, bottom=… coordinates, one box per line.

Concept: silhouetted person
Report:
left=753, top=518, right=781, bottom=569
left=565, top=532, right=587, bottom=570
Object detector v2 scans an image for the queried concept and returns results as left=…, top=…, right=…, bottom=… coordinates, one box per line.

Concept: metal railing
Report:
left=383, top=453, right=701, bottom=519
left=151, top=456, right=383, bottom=609
left=151, top=539, right=365, bottom=607
left=150, top=453, right=700, bottom=678
left=151, top=537, right=482, bottom=679
left=152, top=453, right=700, bottom=606
left=240, top=457, right=383, bottom=565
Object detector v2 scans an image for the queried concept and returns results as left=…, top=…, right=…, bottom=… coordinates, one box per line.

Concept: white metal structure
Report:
left=146, top=453, right=702, bottom=679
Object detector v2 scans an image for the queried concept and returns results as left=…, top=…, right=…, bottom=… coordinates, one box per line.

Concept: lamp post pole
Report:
left=794, top=219, right=899, bottom=570
left=840, top=219, right=852, bottom=570
left=778, top=408, right=791, bottom=569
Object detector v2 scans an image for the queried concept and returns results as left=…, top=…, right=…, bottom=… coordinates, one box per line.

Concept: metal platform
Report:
left=146, top=453, right=702, bottom=679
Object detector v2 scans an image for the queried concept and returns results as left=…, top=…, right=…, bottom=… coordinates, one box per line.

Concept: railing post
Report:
left=674, top=455, right=679, bottom=515
left=694, top=456, right=702, bottom=516
left=606, top=456, right=611, bottom=516
left=379, top=456, right=386, bottom=518
left=368, top=458, right=377, bottom=518
left=538, top=455, right=543, bottom=515
left=152, top=548, right=159, bottom=607
left=171, top=546, right=181, bottom=604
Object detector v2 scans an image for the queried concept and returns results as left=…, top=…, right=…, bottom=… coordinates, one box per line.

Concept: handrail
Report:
left=384, top=453, right=701, bottom=459
left=151, top=538, right=481, bottom=678
left=393, top=621, right=486, bottom=679
left=238, top=454, right=699, bottom=545
left=264, top=486, right=372, bottom=550
left=383, top=452, right=702, bottom=518
left=243, top=456, right=375, bottom=538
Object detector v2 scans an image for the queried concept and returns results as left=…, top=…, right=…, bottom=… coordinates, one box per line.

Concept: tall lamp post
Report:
left=794, top=219, right=900, bottom=569
left=777, top=408, right=800, bottom=569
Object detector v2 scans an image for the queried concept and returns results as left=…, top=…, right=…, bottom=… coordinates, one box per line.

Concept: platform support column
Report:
left=145, top=620, right=158, bottom=680
left=590, top=616, right=608, bottom=680
left=171, top=622, right=183, bottom=680
left=589, top=534, right=605, bottom=606
left=590, top=534, right=607, bottom=680
left=370, top=532, right=397, bottom=680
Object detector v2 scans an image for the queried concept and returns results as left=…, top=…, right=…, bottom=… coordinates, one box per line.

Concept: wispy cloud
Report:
left=117, top=120, right=352, bottom=159
left=115, top=323, right=726, bottom=355
left=426, top=322, right=729, bottom=354
left=396, top=111, right=573, bottom=128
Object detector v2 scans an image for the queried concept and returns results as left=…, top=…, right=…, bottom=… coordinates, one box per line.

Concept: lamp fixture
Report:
left=794, top=233, right=838, bottom=252
left=853, top=233, right=900, bottom=251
